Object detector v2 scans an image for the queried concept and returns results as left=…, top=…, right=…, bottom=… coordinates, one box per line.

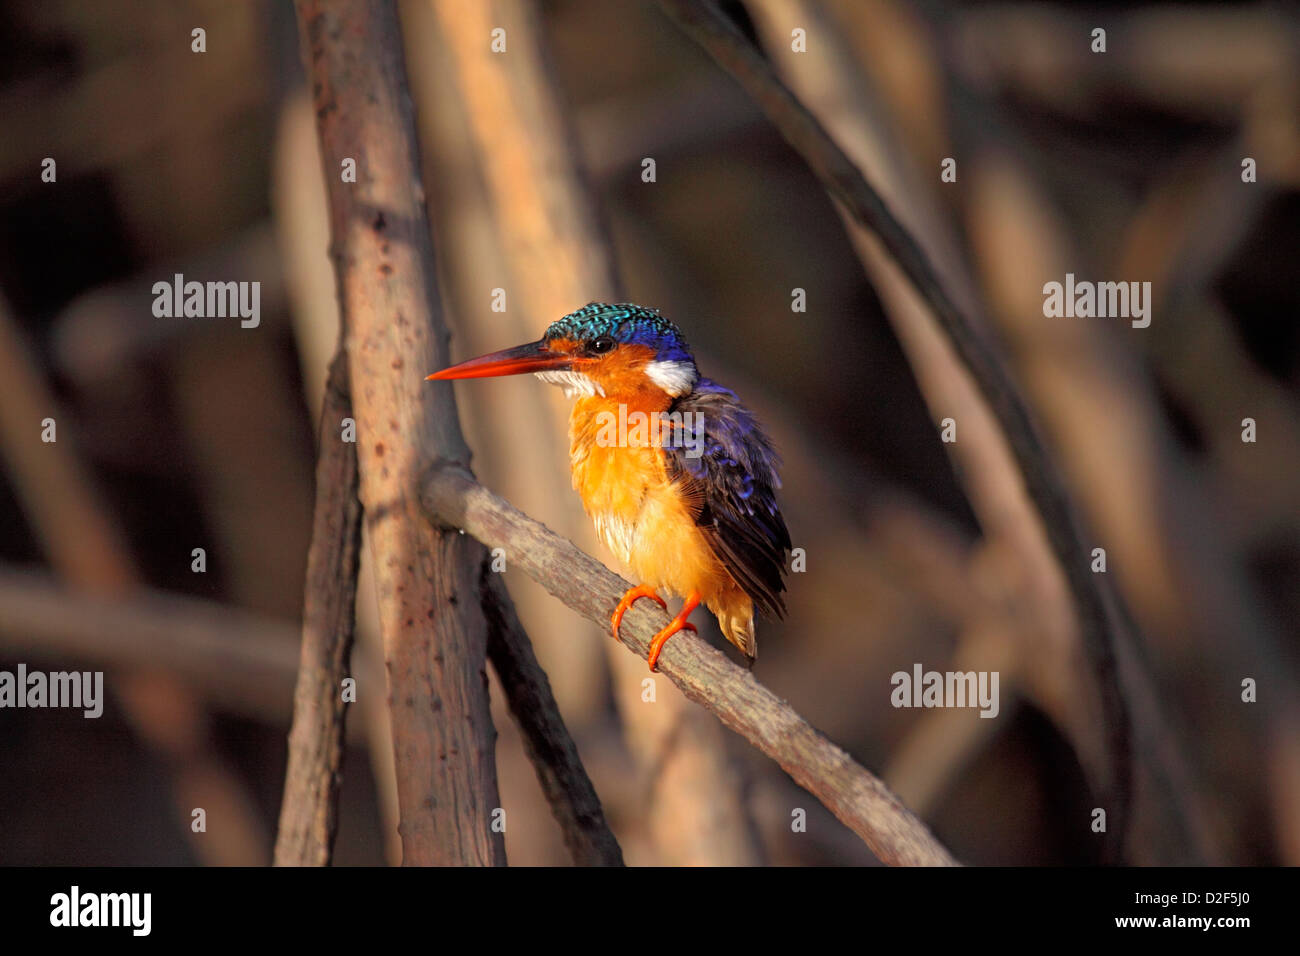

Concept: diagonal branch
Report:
left=423, top=465, right=959, bottom=867
left=654, top=0, right=1131, bottom=859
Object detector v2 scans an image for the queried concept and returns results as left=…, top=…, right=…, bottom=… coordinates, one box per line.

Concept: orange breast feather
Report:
left=568, top=395, right=751, bottom=644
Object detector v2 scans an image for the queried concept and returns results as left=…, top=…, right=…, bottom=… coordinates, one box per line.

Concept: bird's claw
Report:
left=647, top=620, right=695, bottom=672
left=611, top=584, right=666, bottom=636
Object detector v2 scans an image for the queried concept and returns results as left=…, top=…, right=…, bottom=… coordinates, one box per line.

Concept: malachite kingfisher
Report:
left=428, top=302, right=791, bottom=671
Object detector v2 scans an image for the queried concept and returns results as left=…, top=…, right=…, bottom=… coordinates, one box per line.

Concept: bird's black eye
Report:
left=590, top=335, right=616, bottom=354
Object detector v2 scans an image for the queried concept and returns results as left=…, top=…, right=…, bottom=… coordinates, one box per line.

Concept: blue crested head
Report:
left=428, top=302, right=700, bottom=400
left=544, top=302, right=695, bottom=365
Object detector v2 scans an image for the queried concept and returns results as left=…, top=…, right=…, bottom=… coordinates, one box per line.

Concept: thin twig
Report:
left=275, top=350, right=365, bottom=866
left=272, top=89, right=404, bottom=865
left=655, top=0, right=1131, bottom=859
left=423, top=465, right=959, bottom=866
left=480, top=561, right=625, bottom=866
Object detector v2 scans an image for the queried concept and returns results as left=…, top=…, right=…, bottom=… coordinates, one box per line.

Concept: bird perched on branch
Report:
left=428, top=303, right=791, bottom=671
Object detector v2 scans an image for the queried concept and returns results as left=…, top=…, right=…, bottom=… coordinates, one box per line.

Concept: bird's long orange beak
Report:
left=426, top=339, right=572, bottom=381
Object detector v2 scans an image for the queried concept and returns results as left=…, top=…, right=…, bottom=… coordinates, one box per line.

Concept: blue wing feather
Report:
left=663, top=380, right=791, bottom=618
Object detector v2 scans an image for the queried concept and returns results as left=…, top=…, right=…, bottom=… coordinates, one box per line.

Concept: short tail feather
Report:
left=715, top=601, right=757, bottom=660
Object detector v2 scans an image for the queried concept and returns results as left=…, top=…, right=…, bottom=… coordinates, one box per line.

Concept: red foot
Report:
left=647, top=620, right=695, bottom=671
left=646, top=591, right=702, bottom=672
left=611, top=584, right=666, bottom=637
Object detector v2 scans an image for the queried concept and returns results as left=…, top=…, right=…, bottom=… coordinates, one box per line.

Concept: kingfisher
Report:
left=428, top=303, right=791, bottom=671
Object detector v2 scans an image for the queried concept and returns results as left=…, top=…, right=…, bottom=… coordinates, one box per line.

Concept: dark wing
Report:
left=663, top=380, right=791, bottom=618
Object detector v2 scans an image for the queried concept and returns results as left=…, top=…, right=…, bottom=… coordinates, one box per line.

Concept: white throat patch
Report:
left=644, top=360, right=698, bottom=397
left=534, top=369, right=606, bottom=399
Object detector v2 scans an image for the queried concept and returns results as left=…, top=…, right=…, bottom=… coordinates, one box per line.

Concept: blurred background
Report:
left=0, top=0, right=1297, bottom=865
